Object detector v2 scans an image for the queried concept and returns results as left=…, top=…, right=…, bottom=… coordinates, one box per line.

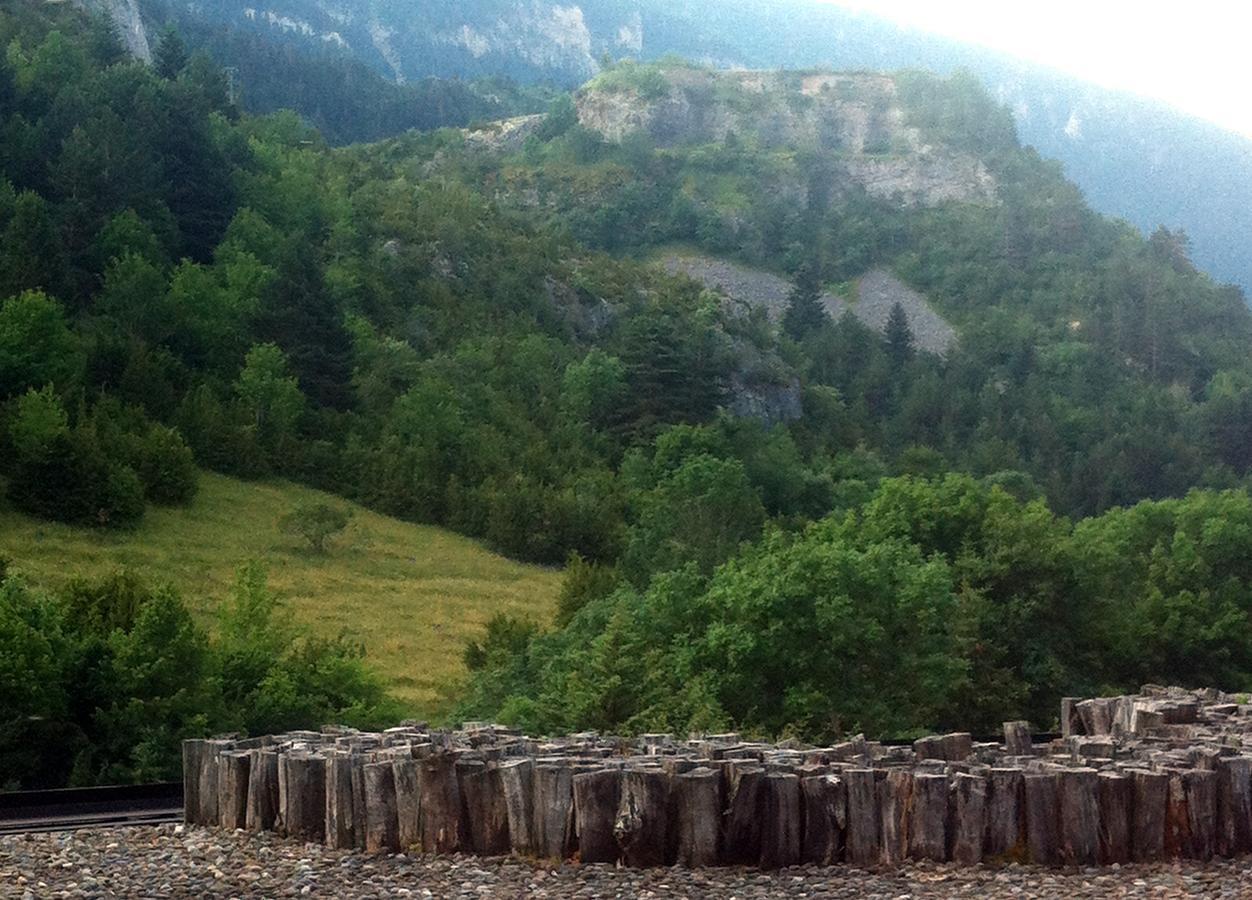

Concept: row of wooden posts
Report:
left=182, top=694, right=1252, bottom=869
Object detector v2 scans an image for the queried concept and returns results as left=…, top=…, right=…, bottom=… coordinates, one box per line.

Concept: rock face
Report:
left=661, top=252, right=957, bottom=358
left=75, top=0, right=151, bottom=61
left=578, top=67, right=998, bottom=209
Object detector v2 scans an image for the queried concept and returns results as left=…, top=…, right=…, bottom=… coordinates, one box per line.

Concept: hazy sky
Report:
left=819, top=1, right=1252, bottom=138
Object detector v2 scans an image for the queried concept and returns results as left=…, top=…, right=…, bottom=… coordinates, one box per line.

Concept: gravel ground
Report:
left=5, top=826, right=1252, bottom=899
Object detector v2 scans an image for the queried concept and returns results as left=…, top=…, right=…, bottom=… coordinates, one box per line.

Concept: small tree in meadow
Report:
left=280, top=501, right=352, bottom=553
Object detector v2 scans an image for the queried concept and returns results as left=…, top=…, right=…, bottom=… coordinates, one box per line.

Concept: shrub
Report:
left=279, top=501, right=352, bottom=553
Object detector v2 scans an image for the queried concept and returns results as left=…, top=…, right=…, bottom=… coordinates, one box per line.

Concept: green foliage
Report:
left=0, top=290, right=81, bottom=396
left=781, top=266, right=827, bottom=341
left=279, top=501, right=352, bottom=553
left=0, top=563, right=399, bottom=788
left=554, top=552, right=619, bottom=627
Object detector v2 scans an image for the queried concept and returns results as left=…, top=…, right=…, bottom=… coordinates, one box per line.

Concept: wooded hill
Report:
left=4, top=6, right=1252, bottom=787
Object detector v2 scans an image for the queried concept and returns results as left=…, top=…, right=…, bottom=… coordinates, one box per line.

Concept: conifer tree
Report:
left=782, top=265, right=828, bottom=341
left=885, top=301, right=915, bottom=365
left=153, top=26, right=188, bottom=80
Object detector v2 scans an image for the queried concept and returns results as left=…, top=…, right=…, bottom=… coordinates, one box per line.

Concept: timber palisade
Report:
left=182, top=686, right=1252, bottom=869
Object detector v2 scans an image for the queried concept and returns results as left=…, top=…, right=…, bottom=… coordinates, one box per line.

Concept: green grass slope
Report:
left=0, top=472, right=559, bottom=714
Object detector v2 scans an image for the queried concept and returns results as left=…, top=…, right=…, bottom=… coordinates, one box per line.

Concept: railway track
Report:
left=0, top=783, right=183, bottom=835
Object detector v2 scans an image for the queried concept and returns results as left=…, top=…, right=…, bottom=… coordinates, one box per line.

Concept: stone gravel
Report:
left=5, top=826, right=1252, bottom=899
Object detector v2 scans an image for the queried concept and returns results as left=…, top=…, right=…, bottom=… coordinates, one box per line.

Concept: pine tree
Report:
left=782, top=265, right=828, bottom=341
left=884, top=301, right=915, bottom=365
left=153, top=26, right=188, bottom=80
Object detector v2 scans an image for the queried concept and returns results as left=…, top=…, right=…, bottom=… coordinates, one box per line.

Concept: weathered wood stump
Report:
left=722, top=764, right=765, bottom=865
left=457, top=759, right=509, bottom=855
left=1003, top=721, right=1032, bottom=757
left=907, top=773, right=948, bottom=862
left=675, top=767, right=721, bottom=867
left=758, top=772, right=801, bottom=869
left=533, top=762, right=576, bottom=860
left=950, top=772, right=986, bottom=865
left=363, top=761, right=399, bottom=853
left=1058, top=768, right=1098, bottom=865
left=279, top=752, right=326, bottom=842
left=1217, top=756, right=1252, bottom=857
left=392, top=758, right=421, bottom=849
left=325, top=752, right=357, bottom=850
left=416, top=754, right=462, bottom=853
left=245, top=748, right=279, bottom=833
left=800, top=774, right=845, bottom=865
left=844, top=768, right=880, bottom=866
left=614, top=767, right=670, bottom=867
left=1096, top=771, right=1131, bottom=864
left=878, top=769, right=912, bottom=866
left=1023, top=772, right=1060, bottom=865
left=985, top=768, right=1024, bottom=858
left=1131, top=769, right=1168, bottom=862
left=497, top=758, right=536, bottom=856
left=217, top=750, right=250, bottom=831
left=573, top=768, right=621, bottom=864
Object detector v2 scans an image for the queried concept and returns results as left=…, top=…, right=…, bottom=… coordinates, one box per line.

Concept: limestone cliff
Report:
left=577, top=67, right=998, bottom=209
left=75, top=0, right=151, bottom=61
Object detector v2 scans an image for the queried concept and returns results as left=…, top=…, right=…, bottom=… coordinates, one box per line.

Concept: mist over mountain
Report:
left=122, top=0, right=1251, bottom=296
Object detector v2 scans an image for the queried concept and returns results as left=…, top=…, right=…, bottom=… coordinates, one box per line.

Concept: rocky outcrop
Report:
left=76, top=0, right=151, bottom=61
left=578, top=67, right=998, bottom=209
left=661, top=253, right=957, bottom=357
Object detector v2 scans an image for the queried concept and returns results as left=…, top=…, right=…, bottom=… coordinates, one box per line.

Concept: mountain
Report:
left=110, top=0, right=1251, bottom=296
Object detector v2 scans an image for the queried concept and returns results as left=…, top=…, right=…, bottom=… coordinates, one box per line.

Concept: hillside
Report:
left=0, top=472, right=560, bottom=711
left=102, top=0, right=1252, bottom=296
left=9, top=3, right=1252, bottom=787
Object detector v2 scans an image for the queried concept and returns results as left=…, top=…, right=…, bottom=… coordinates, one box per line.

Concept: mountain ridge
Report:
left=102, top=0, right=1252, bottom=297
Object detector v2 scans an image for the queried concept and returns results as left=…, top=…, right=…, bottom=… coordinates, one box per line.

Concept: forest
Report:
left=4, top=4, right=1252, bottom=789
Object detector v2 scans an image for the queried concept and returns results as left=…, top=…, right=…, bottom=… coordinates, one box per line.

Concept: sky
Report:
left=817, top=1, right=1252, bottom=138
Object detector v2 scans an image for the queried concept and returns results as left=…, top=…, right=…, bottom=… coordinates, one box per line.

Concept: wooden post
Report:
left=1059, top=768, right=1098, bottom=865
left=497, top=758, right=536, bottom=856
left=985, top=768, right=1025, bottom=859
left=457, top=759, right=509, bottom=855
left=614, top=767, right=671, bottom=867
left=392, top=758, right=421, bottom=849
left=417, top=754, right=462, bottom=854
left=364, top=761, right=400, bottom=853
left=325, top=752, right=357, bottom=850
left=951, top=773, right=986, bottom=865
left=722, top=764, right=765, bottom=865
left=1003, top=722, right=1032, bottom=757
left=534, top=762, right=576, bottom=860
left=1217, top=756, right=1252, bottom=857
left=844, top=768, right=880, bottom=866
left=245, top=749, right=279, bottom=832
left=182, top=740, right=204, bottom=825
left=675, top=767, right=722, bottom=867
left=279, top=752, right=326, bottom=843
left=1096, top=771, right=1131, bottom=864
left=800, top=774, right=845, bottom=865
left=573, top=768, right=622, bottom=864
left=197, top=739, right=230, bottom=827
left=1131, top=769, right=1167, bottom=862
left=907, top=773, right=948, bottom=862
left=758, top=772, right=801, bottom=869
left=1185, top=769, right=1216, bottom=860
left=1061, top=697, right=1081, bottom=738
left=878, top=769, right=913, bottom=866
left=1023, top=772, right=1060, bottom=865
left=217, top=750, right=250, bottom=830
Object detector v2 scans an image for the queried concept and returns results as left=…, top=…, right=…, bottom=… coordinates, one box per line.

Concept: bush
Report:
left=279, top=501, right=352, bottom=553
left=135, top=425, right=198, bottom=505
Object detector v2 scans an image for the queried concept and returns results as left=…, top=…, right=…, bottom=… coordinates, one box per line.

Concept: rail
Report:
left=0, top=782, right=183, bottom=835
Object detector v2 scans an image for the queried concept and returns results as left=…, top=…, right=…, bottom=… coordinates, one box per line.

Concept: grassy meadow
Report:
left=0, top=472, right=560, bottom=715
